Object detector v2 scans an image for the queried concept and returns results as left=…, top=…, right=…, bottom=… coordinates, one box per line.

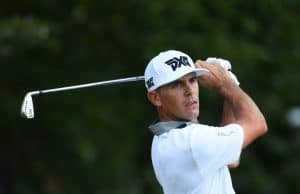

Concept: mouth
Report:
left=185, top=100, right=198, bottom=108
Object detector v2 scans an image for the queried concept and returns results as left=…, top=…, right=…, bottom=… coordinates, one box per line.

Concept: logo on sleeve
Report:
left=217, top=131, right=235, bottom=136
left=165, top=56, right=191, bottom=71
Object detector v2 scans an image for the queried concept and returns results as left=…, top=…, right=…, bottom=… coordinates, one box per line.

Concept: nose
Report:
left=183, top=82, right=193, bottom=96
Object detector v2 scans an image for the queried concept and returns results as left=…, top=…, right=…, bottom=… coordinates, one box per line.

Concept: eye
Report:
left=189, top=76, right=198, bottom=83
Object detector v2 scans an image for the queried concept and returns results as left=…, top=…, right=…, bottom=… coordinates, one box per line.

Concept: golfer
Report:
left=144, top=50, right=268, bottom=194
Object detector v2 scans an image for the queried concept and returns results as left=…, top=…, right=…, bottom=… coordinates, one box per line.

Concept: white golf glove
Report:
left=206, top=57, right=240, bottom=86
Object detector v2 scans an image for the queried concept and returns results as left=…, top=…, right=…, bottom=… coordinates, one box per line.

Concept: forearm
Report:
left=220, top=83, right=268, bottom=148
left=221, top=99, right=236, bottom=126
left=196, top=59, right=268, bottom=148
left=221, top=84, right=259, bottom=124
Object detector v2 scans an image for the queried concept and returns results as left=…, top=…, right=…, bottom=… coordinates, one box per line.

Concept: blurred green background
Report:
left=1, top=0, right=300, bottom=193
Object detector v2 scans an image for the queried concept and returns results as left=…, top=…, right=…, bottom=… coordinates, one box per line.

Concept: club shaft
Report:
left=32, top=76, right=144, bottom=95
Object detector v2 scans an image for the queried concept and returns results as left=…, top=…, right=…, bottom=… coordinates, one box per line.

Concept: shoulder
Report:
left=188, top=123, right=244, bottom=136
left=187, top=123, right=244, bottom=152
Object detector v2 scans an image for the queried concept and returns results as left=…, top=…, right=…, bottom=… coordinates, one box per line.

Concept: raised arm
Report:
left=195, top=60, right=268, bottom=149
left=221, top=99, right=236, bottom=126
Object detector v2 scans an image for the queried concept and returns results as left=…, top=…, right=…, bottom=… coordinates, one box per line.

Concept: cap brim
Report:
left=194, top=68, right=209, bottom=77
left=151, top=68, right=209, bottom=91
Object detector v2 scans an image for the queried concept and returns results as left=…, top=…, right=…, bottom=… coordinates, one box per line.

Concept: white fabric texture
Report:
left=151, top=123, right=244, bottom=194
left=206, top=58, right=232, bottom=70
left=205, top=57, right=240, bottom=85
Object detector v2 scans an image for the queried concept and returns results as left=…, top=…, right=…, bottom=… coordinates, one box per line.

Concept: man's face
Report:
left=150, top=73, right=200, bottom=122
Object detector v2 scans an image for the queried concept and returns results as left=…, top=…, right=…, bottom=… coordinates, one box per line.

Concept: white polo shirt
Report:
left=150, top=123, right=244, bottom=194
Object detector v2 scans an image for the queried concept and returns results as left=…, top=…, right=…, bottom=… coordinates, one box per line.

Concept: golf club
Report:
left=20, top=75, right=145, bottom=119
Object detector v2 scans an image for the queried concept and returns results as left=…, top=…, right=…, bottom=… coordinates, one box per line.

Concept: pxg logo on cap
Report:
left=165, top=56, right=191, bottom=71
left=144, top=50, right=209, bottom=91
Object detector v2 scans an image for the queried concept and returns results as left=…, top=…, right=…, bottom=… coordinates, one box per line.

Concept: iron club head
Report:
left=20, top=91, right=40, bottom=119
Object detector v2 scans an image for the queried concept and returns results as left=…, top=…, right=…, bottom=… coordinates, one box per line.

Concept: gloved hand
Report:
left=206, top=57, right=240, bottom=86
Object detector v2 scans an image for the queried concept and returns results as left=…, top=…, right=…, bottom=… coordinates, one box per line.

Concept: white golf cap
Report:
left=144, top=50, right=209, bottom=91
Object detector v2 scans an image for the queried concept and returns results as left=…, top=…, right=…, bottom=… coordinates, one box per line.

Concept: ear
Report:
left=147, top=91, right=162, bottom=107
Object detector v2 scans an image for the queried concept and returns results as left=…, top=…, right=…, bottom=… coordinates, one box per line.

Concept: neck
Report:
left=158, top=113, right=198, bottom=123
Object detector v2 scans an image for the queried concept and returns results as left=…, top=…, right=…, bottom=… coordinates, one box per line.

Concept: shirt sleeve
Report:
left=190, top=123, right=244, bottom=176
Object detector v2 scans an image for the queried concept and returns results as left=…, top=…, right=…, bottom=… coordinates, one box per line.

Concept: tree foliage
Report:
left=1, top=0, right=300, bottom=194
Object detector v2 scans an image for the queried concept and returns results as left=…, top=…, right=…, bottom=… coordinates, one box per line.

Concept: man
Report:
left=144, top=50, right=268, bottom=194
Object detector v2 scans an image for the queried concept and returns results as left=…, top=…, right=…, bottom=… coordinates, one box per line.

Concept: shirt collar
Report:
left=148, top=120, right=194, bottom=135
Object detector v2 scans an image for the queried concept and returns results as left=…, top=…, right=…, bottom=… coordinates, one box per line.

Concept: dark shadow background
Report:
left=1, top=0, right=300, bottom=193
